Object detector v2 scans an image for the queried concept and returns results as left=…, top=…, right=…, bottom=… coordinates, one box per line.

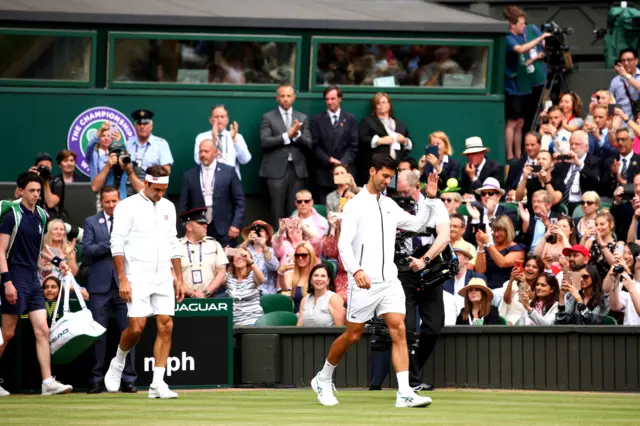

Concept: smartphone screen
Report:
left=587, top=219, right=595, bottom=229
left=567, top=271, right=582, bottom=290
left=616, top=242, right=625, bottom=256
left=608, top=104, right=616, bottom=116
left=514, top=260, right=524, bottom=271
left=424, top=145, right=439, bottom=157
left=550, top=218, right=558, bottom=226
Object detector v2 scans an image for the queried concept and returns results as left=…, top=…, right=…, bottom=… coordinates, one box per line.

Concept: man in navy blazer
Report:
left=179, top=139, right=246, bottom=247
left=310, top=86, right=358, bottom=204
left=442, top=248, right=486, bottom=296
left=83, top=186, right=136, bottom=394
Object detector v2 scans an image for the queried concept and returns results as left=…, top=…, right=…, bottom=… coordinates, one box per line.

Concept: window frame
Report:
left=0, top=28, right=97, bottom=88
left=310, top=36, right=494, bottom=94
left=107, top=32, right=303, bottom=91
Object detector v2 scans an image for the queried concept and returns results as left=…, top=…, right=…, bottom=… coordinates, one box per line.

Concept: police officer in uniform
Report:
left=177, top=208, right=228, bottom=298
left=369, top=170, right=450, bottom=391
left=125, top=109, right=174, bottom=183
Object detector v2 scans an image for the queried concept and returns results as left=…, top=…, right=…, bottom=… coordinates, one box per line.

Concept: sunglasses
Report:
left=480, top=192, right=499, bottom=197
left=441, top=198, right=455, bottom=203
left=581, top=200, right=596, bottom=206
left=294, top=253, right=309, bottom=259
left=580, top=274, right=591, bottom=280
left=296, top=199, right=312, bottom=204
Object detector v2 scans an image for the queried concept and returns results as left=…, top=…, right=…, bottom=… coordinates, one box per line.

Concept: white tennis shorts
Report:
left=126, top=274, right=175, bottom=318
left=346, top=279, right=406, bottom=323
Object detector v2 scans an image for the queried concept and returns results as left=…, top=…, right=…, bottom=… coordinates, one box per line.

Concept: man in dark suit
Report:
left=585, top=105, right=618, bottom=160
left=505, top=132, right=542, bottom=192
left=518, top=189, right=563, bottom=252
left=459, top=137, right=505, bottom=196
left=310, top=86, right=358, bottom=204
left=259, top=83, right=312, bottom=223
left=179, top=139, right=246, bottom=247
left=83, top=186, right=136, bottom=394
left=442, top=248, right=486, bottom=296
left=553, top=130, right=601, bottom=214
left=601, top=127, right=640, bottom=198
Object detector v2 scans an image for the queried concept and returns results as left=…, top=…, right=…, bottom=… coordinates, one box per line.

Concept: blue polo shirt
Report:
left=505, top=32, right=528, bottom=96
left=0, top=204, right=44, bottom=269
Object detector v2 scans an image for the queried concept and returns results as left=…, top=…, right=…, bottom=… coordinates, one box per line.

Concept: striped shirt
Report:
left=226, top=271, right=263, bottom=326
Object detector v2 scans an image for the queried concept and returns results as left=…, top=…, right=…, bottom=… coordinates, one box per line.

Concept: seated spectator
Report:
left=612, top=173, right=640, bottom=243
left=322, top=213, right=348, bottom=302
left=585, top=105, right=617, bottom=159
left=279, top=241, right=318, bottom=313
left=514, top=150, right=563, bottom=211
left=556, top=264, right=610, bottom=325
left=272, top=217, right=321, bottom=263
left=575, top=191, right=600, bottom=240
left=239, top=220, right=280, bottom=295
left=325, top=164, right=358, bottom=215
left=357, top=92, right=412, bottom=184
left=398, top=157, right=419, bottom=175
left=297, top=264, right=346, bottom=327
left=601, top=128, right=640, bottom=197
left=418, top=47, right=463, bottom=87
left=608, top=266, right=640, bottom=326
left=562, top=244, right=591, bottom=272
left=464, top=177, right=519, bottom=240
left=505, top=132, right=543, bottom=192
left=455, top=278, right=502, bottom=325
left=580, top=211, right=616, bottom=279
left=459, top=137, right=505, bottom=196
left=498, top=255, right=544, bottom=324
left=226, top=247, right=264, bottom=326
left=519, top=189, right=564, bottom=252
left=56, top=149, right=88, bottom=183
left=533, top=215, right=575, bottom=270
left=449, top=213, right=477, bottom=270
left=43, top=276, right=61, bottom=302
left=39, top=219, right=79, bottom=279
left=291, top=189, right=329, bottom=246
left=419, top=131, right=461, bottom=191
left=475, top=215, right=525, bottom=289
left=440, top=190, right=462, bottom=215
left=519, top=273, right=560, bottom=325
left=557, top=91, right=584, bottom=133
left=442, top=247, right=485, bottom=309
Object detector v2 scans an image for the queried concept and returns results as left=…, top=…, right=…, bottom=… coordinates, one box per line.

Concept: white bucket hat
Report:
left=474, top=177, right=505, bottom=197
left=462, top=137, right=489, bottom=155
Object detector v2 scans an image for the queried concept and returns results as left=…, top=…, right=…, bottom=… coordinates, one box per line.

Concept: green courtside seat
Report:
left=254, top=311, right=298, bottom=327
left=498, top=316, right=508, bottom=325
left=322, top=259, right=338, bottom=279
left=260, top=294, right=294, bottom=314
left=314, top=204, right=327, bottom=218
left=603, top=316, right=618, bottom=325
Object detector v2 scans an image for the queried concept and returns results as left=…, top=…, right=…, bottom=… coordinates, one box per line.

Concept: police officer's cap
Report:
left=180, top=207, right=208, bottom=224
left=132, top=109, right=154, bottom=125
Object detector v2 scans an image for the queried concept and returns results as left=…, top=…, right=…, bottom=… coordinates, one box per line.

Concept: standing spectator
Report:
left=601, top=128, right=640, bottom=196
left=557, top=92, right=584, bottom=133
left=194, top=105, right=252, bottom=179
left=176, top=208, right=228, bottom=298
left=612, top=173, right=640, bottom=244
left=532, top=216, right=575, bottom=269
left=297, top=264, right=346, bottom=327
left=226, top=248, right=265, bottom=327
left=585, top=105, right=618, bottom=159
left=30, top=153, right=65, bottom=220
left=519, top=189, right=563, bottom=251
left=459, top=137, right=505, bottom=196
left=56, top=149, right=88, bottom=183
left=325, top=164, right=358, bottom=215
left=419, top=131, right=461, bottom=191
left=519, top=273, right=560, bottom=325
left=455, top=278, right=502, bottom=325
left=86, top=123, right=118, bottom=181
left=555, top=264, right=610, bottom=325
left=125, top=109, right=174, bottom=177
left=239, top=220, right=280, bottom=295
left=475, top=215, right=526, bottom=289
left=39, top=219, right=79, bottom=279
left=540, top=106, right=572, bottom=151
left=179, top=140, right=246, bottom=247
left=357, top=92, right=412, bottom=184
left=503, top=6, right=549, bottom=160
left=609, top=48, right=640, bottom=119
left=83, top=186, right=136, bottom=394
left=310, top=86, right=359, bottom=204
left=259, top=83, right=312, bottom=223
left=609, top=268, right=640, bottom=325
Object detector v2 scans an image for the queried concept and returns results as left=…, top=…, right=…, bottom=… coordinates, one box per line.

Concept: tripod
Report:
left=531, top=65, right=569, bottom=131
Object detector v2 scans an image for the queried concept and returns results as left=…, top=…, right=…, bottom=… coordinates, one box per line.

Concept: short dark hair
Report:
left=145, top=165, right=169, bottom=178
left=56, top=149, right=77, bottom=165
left=398, top=157, right=418, bottom=170
left=619, top=48, right=638, bottom=60
left=306, top=264, right=336, bottom=295
left=450, top=213, right=466, bottom=225
left=17, top=171, right=43, bottom=189
left=100, top=185, right=120, bottom=199
left=210, top=104, right=227, bottom=114
left=33, top=152, right=52, bottom=166
left=524, top=131, right=542, bottom=144
left=370, top=154, right=397, bottom=172
left=323, top=85, right=342, bottom=99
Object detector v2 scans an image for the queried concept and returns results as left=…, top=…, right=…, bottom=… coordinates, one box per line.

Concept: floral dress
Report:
left=322, top=234, right=348, bottom=303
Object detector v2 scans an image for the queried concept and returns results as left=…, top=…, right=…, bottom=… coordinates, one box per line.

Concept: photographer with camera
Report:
left=28, top=153, right=66, bottom=220
left=503, top=6, right=550, bottom=161
left=610, top=48, right=640, bottom=119
left=515, top=150, right=564, bottom=212
left=606, top=249, right=640, bottom=326
left=90, top=141, right=144, bottom=199
left=369, top=169, right=450, bottom=392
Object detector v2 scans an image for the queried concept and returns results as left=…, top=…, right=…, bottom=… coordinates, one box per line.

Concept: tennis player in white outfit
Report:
left=105, top=165, right=185, bottom=399
left=312, top=154, right=439, bottom=408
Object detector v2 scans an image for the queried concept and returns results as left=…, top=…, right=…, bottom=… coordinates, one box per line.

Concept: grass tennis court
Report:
left=1, top=389, right=639, bottom=425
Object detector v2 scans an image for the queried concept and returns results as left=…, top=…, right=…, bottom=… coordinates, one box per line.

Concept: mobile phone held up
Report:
left=424, top=145, right=439, bottom=157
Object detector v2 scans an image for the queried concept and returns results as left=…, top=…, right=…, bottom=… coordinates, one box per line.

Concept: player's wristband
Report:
left=1, top=272, right=12, bottom=284
left=51, top=256, right=62, bottom=267
left=353, top=269, right=363, bottom=277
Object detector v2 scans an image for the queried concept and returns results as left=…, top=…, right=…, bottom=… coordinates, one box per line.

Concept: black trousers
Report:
left=369, top=270, right=445, bottom=387
left=266, top=162, right=304, bottom=225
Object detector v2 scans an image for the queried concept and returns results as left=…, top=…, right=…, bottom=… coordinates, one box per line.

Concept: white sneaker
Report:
left=395, top=390, right=432, bottom=408
left=104, top=358, right=124, bottom=392
left=311, top=374, right=339, bottom=406
left=148, top=382, right=178, bottom=399
left=0, top=384, right=10, bottom=397
left=41, top=379, right=73, bottom=396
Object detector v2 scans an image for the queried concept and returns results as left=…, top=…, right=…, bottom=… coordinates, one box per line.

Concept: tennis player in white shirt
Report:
left=105, top=165, right=185, bottom=399
left=312, top=154, right=439, bottom=408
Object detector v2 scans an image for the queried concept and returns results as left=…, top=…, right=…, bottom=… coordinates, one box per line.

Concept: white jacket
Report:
left=111, top=192, right=180, bottom=278
left=338, top=187, right=438, bottom=284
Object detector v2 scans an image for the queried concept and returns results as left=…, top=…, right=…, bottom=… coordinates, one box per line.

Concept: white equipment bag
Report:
left=50, top=274, right=105, bottom=364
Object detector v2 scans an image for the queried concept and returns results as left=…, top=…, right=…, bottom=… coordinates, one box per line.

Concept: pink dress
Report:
left=322, top=235, right=348, bottom=303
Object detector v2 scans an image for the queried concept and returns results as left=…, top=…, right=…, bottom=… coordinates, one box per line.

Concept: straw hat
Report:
left=453, top=246, right=473, bottom=260
left=241, top=220, right=274, bottom=241
left=474, top=177, right=505, bottom=197
left=462, top=137, right=489, bottom=155
left=458, top=277, right=494, bottom=299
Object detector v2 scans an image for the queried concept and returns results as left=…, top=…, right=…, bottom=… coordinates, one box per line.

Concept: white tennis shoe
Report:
left=148, top=382, right=178, bottom=399
left=0, top=384, right=10, bottom=396
left=41, top=379, right=73, bottom=396
left=395, top=390, right=432, bottom=408
left=311, top=374, right=339, bottom=406
left=104, top=358, right=124, bottom=392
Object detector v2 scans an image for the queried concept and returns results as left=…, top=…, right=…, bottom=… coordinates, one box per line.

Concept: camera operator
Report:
left=91, top=142, right=144, bottom=199
left=369, top=170, right=450, bottom=392
left=28, top=152, right=66, bottom=221
left=503, top=6, right=550, bottom=160
left=610, top=48, right=640, bottom=119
